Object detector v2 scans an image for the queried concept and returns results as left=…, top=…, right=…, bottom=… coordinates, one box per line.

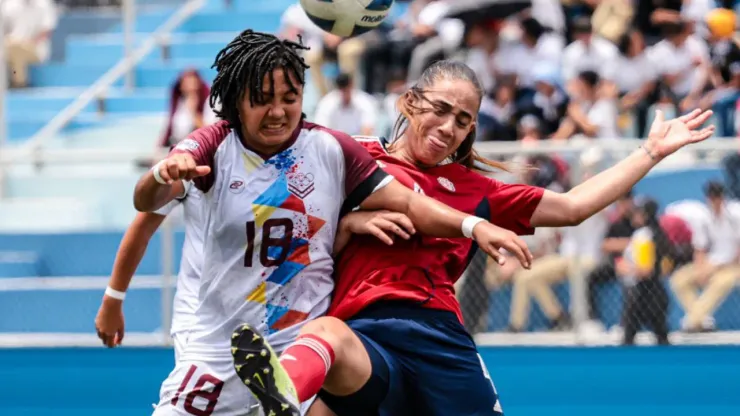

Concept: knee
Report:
left=710, top=271, right=738, bottom=291
left=299, top=317, right=356, bottom=361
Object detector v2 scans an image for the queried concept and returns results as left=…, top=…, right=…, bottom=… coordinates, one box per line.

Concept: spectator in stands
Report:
left=700, top=9, right=740, bottom=137
left=529, top=63, right=568, bottom=136
left=610, top=29, right=657, bottom=137
left=618, top=198, right=671, bottom=345
left=305, top=32, right=368, bottom=98
left=671, top=181, right=740, bottom=332
left=313, top=73, right=378, bottom=136
left=478, top=83, right=517, bottom=141
left=159, top=69, right=215, bottom=149
left=648, top=20, right=710, bottom=114
left=584, top=190, right=636, bottom=329
left=561, top=17, right=618, bottom=85
left=552, top=70, right=620, bottom=139
left=1, top=0, right=57, bottom=88
left=494, top=17, right=564, bottom=111
left=633, top=0, right=683, bottom=46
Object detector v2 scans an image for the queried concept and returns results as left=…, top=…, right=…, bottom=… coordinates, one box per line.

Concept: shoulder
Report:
left=174, top=120, right=231, bottom=153
left=301, top=122, right=376, bottom=161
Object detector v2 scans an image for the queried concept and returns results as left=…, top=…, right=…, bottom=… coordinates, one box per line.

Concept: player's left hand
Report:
left=472, top=221, right=533, bottom=269
left=644, top=109, right=715, bottom=160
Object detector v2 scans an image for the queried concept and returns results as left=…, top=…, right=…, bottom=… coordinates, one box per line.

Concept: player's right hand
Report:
left=155, top=153, right=211, bottom=184
left=343, top=210, right=416, bottom=245
left=472, top=221, right=533, bottom=269
left=95, top=295, right=125, bottom=348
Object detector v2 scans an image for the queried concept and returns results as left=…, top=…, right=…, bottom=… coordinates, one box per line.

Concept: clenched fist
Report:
left=154, top=153, right=211, bottom=184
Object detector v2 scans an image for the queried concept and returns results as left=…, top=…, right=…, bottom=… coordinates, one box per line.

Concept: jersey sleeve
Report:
left=153, top=180, right=192, bottom=216
left=485, top=179, right=545, bottom=235
left=168, top=120, right=230, bottom=193
left=323, top=129, right=391, bottom=209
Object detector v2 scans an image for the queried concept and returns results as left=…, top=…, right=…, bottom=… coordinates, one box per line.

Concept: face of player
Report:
left=239, top=69, right=304, bottom=155
left=407, top=78, right=478, bottom=166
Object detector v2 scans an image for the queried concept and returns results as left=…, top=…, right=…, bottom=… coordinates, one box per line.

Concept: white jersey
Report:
left=174, top=120, right=389, bottom=360
left=154, top=181, right=206, bottom=339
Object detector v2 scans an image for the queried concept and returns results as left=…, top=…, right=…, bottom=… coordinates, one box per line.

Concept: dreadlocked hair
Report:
left=390, top=60, right=509, bottom=173
left=209, top=29, right=310, bottom=128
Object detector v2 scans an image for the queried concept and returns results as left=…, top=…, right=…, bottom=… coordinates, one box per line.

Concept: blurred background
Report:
left=1, top=0, right=740, bottom=415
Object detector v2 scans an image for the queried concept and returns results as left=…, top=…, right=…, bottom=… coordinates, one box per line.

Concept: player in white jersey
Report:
left=134, top=30, right=531, bottom=416
left=95, top=181, right=205, bottom=360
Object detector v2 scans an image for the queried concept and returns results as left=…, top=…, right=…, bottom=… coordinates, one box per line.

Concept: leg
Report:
left=711, top=88, right=740, bottom=137
left=6, top=40, right=40, bottom=87
left=621, top=286, right=641, bottom=345
left=524, top=255, right=571, bottom=325
left=304, top=48, right=328, bottom=97
left=644, top=281, right=670, bottom=345
left=670, top=263, right=700, bottom=314
left=587, top=261, right=617, bottom=321
left=406, top=37, right=444, bottom=83
left=508, top=265, right=532, bottom=331
left=684, top=266, right=739, bottom=329
left=336, top=38, right=366, bottom=78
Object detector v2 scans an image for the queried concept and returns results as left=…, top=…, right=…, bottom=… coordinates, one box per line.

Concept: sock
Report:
left=279, top=334, right=335, bottom=402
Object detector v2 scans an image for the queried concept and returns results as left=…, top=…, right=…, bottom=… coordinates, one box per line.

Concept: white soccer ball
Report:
left=299, top=0, right=395, bottom=38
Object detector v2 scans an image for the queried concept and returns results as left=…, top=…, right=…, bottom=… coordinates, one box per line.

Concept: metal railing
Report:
left=20, top=0, right=206, bottom=153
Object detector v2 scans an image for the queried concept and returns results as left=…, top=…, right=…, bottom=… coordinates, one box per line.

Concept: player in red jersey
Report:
left=232, top=60, right=715, bottom=416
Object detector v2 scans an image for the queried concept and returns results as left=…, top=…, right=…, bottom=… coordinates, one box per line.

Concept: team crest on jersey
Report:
left=376, top=160, right=386, bottom=168
left=413, top=182, right=425, bottom=195
left=287, top=172, right=315, bottom=199
left=174, top=138, right=199, bottom=151
left=437, top=177, right=455, bottom=192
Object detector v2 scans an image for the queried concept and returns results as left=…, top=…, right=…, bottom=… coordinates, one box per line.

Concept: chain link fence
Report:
left=461, top=138, right=740, bottom=346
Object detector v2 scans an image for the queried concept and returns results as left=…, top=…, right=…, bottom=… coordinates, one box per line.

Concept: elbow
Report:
left=563, top=198, right=586, bottom=226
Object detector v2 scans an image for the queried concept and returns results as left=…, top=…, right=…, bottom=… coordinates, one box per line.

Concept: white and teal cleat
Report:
left=231, top=324, right=300, bottom=416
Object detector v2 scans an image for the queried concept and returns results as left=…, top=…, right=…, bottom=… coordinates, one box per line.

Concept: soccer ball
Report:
left=299, top=0, right=394, bottom=38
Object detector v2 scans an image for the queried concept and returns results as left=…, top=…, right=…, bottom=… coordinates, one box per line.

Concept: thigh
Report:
left=318, top=320, right=410, bottom=416
left=412, top=347, right=502, bottom=416
left=154, top=359, right=259, bottom=416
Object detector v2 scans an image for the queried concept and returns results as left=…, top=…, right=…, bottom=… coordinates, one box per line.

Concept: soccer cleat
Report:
left=231, top=324, right=300, bottom=416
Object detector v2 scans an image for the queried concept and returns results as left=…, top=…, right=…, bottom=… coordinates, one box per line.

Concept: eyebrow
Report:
left=433, top=99, right=473, bottom=120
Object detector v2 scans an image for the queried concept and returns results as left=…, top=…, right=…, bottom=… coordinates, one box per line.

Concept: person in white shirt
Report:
left=561, top=17, right=619, bottom=85
left=670, top=181, right=740, bottom=332
left=553, top=70, right=620, bottom=139
left=609, top=29, right=658, bottom=137
left=647, top=20, right=710, bottom=112
left=1, top=0, right=57, bottom=88
left=313, top=73, right=378, bottom=136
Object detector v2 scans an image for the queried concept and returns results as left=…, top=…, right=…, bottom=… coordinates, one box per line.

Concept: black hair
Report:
left=578, top=70, right=600, bottom=88
left=335, top=73, right=352, bottom=89
left=209, top=29, right=310, bottom=128
left=704, top=180, right=725, bottom=198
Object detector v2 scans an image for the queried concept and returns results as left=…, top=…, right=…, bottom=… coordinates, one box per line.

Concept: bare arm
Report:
left=531, top=109, right=714, bottom=227
left=133, top=171, right=186, bottom=213
left=107, top=212, right=166, bottom=292
left=602, top=237, right=631, bottom=254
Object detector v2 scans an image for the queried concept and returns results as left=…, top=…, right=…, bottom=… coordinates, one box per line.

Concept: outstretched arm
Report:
left=95, top=211, right=167, bottom=347
left=530, top=109, right=715, bottom=227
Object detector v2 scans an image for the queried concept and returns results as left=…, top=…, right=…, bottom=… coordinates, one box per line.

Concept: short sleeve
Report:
left=317, top=127, right=390, bottom=210
left=169, top=121, right=230, bottom=193
left=154, top=181, right=192, bottom=216
left=485, top=180, right=545, bottom=235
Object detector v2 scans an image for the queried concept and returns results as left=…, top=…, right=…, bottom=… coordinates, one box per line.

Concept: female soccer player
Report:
left=138, top=31, right=531, bottom=416
left=231, top=60, right=715, bottom=416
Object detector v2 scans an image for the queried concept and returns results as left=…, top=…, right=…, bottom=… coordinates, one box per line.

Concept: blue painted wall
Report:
left=0, top=346, right=736, bottom=415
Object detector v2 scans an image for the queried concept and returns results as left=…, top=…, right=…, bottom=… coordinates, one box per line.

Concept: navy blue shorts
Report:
left=319, top=302, right=503, bottom=416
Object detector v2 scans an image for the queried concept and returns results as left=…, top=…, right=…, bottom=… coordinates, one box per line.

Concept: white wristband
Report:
left=151, top=160, right=168, bottom=185
left=462, top=216, right=485, bottom=239
left=105, top=286, right=126, bottom=301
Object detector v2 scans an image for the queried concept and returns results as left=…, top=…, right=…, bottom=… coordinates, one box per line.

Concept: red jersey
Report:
left=327, top=137, right=545, bottom=322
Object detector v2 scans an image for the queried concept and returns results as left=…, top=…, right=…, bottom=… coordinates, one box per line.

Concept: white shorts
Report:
left=152, top=358, right=315, bottom=416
